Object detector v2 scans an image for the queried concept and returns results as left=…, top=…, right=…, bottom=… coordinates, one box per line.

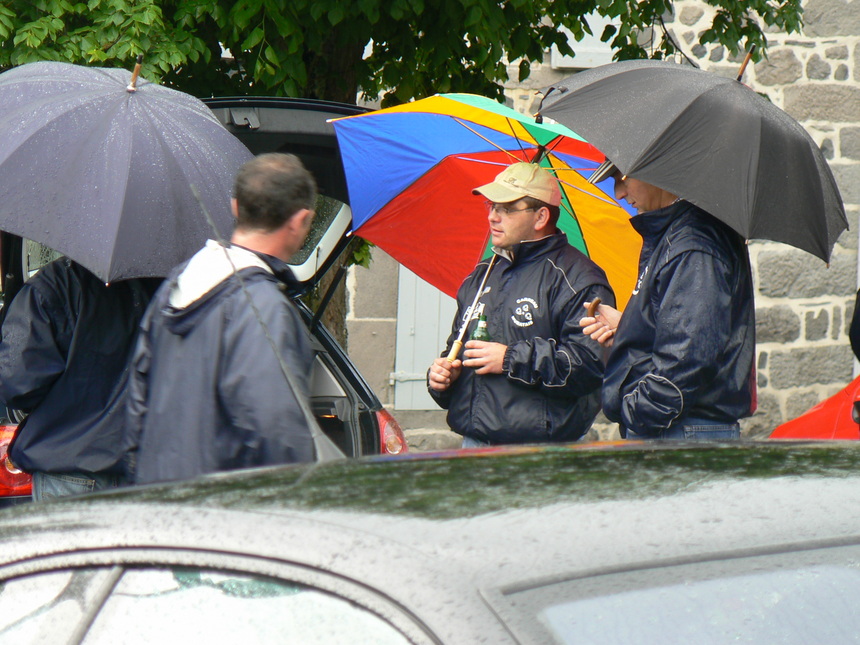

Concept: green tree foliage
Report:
left=0, top=0, right=802, bottom=105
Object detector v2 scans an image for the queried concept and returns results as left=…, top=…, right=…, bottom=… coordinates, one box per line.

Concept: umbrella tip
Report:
left=127, top=54, right=145, bottom=93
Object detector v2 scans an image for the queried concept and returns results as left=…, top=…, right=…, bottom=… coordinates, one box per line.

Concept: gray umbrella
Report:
left=540, top=59, right=848, bottom=263
left=0, top=61, right=254, bottom=282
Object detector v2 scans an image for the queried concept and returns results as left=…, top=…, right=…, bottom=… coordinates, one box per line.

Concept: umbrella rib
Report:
left=503, top=117, right=530, bottom=160
left=555, top=175, right=621, bottom=209
left=451, top=117, right=527, bottom=163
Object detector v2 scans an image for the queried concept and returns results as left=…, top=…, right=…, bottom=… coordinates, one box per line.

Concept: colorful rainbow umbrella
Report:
left=331, top=93, right=641, bottom=308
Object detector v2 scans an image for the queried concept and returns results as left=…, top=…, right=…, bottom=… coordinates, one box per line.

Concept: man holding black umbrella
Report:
left=0, top=260, right=161, bottom=499
left=580, top=160, right=756, bottom=440
left=125, top=153, right=319, bottom=484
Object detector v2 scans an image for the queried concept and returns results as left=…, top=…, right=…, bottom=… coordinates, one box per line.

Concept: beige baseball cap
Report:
left=472, top=162, right=561, bottom=206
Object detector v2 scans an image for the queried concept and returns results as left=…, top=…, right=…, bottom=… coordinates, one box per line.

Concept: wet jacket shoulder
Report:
left=602, top=201, right=756, bottom=435
left=0, top=258, right=158, bottom=473
left=126, top=242, right=315, bottom=484
left=429, top=232, right=615, bottom=443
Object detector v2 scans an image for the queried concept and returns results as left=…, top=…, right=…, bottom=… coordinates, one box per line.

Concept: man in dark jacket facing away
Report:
left=126, top=153, right=317, bottom=484
left=0, top=258, right=158, bottom=500
left=580, top=160, right=755, bottom=439
left=428, top=162, right=615, bottom=446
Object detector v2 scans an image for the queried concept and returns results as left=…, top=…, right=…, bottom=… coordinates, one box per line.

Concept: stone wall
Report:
left=347, top=0, right=860, bottom=442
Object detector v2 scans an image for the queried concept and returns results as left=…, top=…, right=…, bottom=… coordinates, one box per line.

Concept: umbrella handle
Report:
left=736, top=45, right=756, bottom=83
left=127, top=54, right=144, bottom=92
left=586, top=297, right=601, bottom=318
left=445, top=255, right=498, bottom=363
left=446, top=339, right=464, bottom=363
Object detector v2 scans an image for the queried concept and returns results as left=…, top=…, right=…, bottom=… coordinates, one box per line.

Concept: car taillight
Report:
left=377, top=409, right=408, bottom=455
left=0, top=425, right=32, bottom=497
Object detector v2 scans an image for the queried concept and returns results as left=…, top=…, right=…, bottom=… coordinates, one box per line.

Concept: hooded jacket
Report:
left=602, top=201, right=756, bottom=436
left=429, top=232, right=614, bottom=444
left=126, top=241, right=315, bottom=484
left=0, top=258, right=158, bottom=474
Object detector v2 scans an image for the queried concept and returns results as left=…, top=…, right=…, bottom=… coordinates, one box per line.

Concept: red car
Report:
left=769, top=375, right=860, bottom=440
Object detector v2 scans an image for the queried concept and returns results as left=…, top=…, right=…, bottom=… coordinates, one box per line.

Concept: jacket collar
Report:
left=232, top=244, right=301, bottom=290
left=629, top=200, right=691, bottom=240
left=493, top=230, right=567, bottom=265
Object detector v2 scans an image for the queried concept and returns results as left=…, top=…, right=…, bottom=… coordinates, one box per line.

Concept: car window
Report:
left=0, top=568, right=116, bottom=642
left=83, top=566, right=409, bottom=645
left=499, top=545, right=860, bottom=645
left=290, top=194, right=346, bottom=267
left=1, top=565, right=410, bottom=644
left=23, top=239, right=62, bottom=279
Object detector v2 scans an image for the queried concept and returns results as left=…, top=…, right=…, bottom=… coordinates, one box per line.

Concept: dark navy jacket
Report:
left=603, top=201, right=756, bottom=436
left=125, top=242, right=315, bottom=485
left=0, top=259, right=158, bottom=474
left=429, top=232, right=614, bottom=444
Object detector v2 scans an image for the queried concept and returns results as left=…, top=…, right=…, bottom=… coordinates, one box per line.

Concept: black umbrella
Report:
left=0, top=61, right=254, bottom=282
left=540, top=60, right=848, bottom=263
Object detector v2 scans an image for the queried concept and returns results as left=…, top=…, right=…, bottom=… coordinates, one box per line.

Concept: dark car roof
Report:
left=2, top=442, right=860, bottom=643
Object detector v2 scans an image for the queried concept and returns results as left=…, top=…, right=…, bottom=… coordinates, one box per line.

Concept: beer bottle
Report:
left=470, top=314, right=492, bottom=342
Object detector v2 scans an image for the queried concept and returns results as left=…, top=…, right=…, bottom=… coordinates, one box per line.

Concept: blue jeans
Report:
left=32, top=471, right=126, bottom=501
left=626, top=418, right=741, bottom=441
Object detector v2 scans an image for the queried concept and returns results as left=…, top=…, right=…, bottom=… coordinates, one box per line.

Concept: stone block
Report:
left=756, top=305, right=801, bottom=343
left=351, top=247, right=398, bottom=319
left=841, top=127, right=860, bottom=160
left=768, top=346, right=853, bottom=388
left=805, top=309, right=829, bottom=341
left=709, top=47, right=724, bottom=63
left=832, top=306, right=844, bottom=340
left=806, top=54, right=831, bottom=80
left=346, top=319, right=397, bottom=405
left=857, top=44, right=860, bottom=82
left=756, top=248, right=855, bottom=298
left=785, top=390, right=823, bottom=420
left=394, top=409, right=449, bottom=430
left=404, top=428, right=461, bottom=452
left=821, top=137, right=834, bottom=160
left=784, top=85, right=860, bottom=122
left=803, top=0, right=860, bottom=37
left=836, top=221, right=858, bottom=250
left=678, top=5, right=704, bottom=26
left=755, top=49, right=802, bottom=86
left=835, top=64, right=849, bottom=81
left=831, top=163, right=860, bottom=205
left=740, top=392, right=781, bottom=438
left=825, top=45, right=849, bottom=59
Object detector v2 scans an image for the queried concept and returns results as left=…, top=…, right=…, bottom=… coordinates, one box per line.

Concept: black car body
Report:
left=0, top=97, right=405, bottom=505
left=1, top=442, right=860, bottom=643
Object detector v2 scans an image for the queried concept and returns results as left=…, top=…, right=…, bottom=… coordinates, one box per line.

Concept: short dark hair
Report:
left=522, top=196, right=560, bottom=227
left=233, top=153, right=317, bottom=232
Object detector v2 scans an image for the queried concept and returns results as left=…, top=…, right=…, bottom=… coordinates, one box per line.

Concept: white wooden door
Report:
left=392, top=266, right=457, bottom=410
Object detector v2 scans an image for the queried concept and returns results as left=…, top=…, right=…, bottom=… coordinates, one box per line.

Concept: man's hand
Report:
left=580, top=301, right=622, bottom=348
left=429, top=356, right=462, bottom=391
left=463, top=340, right=507, bottom=375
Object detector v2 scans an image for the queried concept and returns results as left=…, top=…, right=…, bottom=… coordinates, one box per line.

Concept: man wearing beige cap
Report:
left=428, top=162, right=615, bottom=446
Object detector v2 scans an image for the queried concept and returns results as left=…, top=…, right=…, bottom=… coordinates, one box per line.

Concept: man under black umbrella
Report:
left=0, top=258, right=161, bottom=499
left=579, top=160, right=756, bottom=440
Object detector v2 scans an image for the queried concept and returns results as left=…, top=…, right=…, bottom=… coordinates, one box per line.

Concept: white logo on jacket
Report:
left=631, top=265, right=649, bottom=296
left=511, top=297, right=538, bottom=327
